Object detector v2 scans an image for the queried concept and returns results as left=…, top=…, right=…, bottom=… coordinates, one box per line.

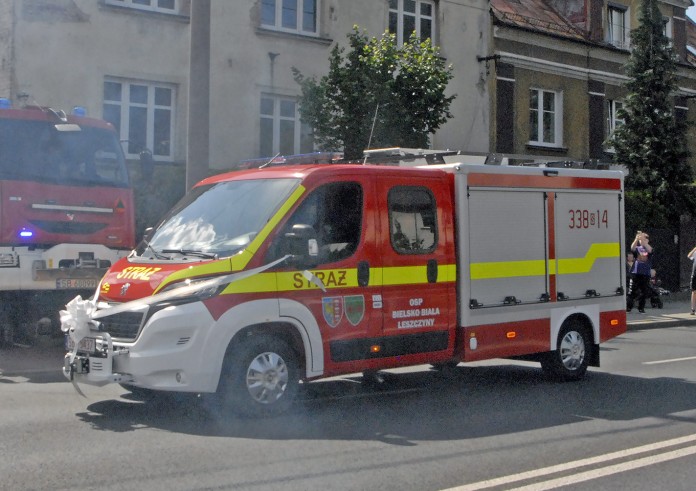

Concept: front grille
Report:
left=97, top=311, right=145, bottom=341
left=29, top=220, right=107, bottom=235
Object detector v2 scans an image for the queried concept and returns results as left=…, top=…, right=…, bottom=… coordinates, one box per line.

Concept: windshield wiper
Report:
left=144, top=243, right=170, bottom=260
left=161, top=249, right=218, bottom=260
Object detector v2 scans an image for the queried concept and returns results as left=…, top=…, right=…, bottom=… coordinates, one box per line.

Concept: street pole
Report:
left=187, top=0, right=211, bottom=190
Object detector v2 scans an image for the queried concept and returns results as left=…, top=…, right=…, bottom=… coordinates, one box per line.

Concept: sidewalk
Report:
left=1, top=295, right=695, bottom=377
left=625, top=291, right=696, bottom=330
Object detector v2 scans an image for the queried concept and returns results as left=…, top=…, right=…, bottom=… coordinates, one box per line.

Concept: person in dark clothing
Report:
left=627, top=231, right=653, bottom=313
left=688, top=245, right=696, bottom=315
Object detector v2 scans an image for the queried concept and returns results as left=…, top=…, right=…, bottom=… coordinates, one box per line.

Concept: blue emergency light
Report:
left=18, top=229, right=34, bottom=239
left=72, top=106, right=86, bottom=116
left=0, top=98, right=11, bottom=109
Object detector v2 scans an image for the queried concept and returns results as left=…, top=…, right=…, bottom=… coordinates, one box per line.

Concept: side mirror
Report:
left=142, top=227, right=154, bottom=243
left=284, top=224, right=319, bottom=268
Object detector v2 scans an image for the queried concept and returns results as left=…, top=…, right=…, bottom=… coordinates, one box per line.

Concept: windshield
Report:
left=0, top=119, right=129, bottom=187
left=140, top=178, right=300, bottom=259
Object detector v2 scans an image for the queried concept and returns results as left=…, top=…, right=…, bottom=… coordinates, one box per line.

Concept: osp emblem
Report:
left=344, top=295, right=365, bottom=326
left=322, top=297, right=343, bottom=328
left=120, top=282, right=131, bottom=296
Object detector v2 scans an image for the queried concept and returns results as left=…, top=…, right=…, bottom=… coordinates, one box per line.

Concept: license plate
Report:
left=56, top=278, right=98, bottom=289
left=65, top=336, right=96, bottom=353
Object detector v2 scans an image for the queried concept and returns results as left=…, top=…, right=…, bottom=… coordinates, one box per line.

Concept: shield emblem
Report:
left=344, top=295, right=365, bottom=326
left=322, top=297, right=344, bottom=328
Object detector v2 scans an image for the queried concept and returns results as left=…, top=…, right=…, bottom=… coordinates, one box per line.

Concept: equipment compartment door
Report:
left=468, top=189, right=548, bottom=306
left=554, top=192, right=622, bottom=299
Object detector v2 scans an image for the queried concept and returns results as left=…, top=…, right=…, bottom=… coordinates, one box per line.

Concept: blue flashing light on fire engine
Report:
left=0, top=98, right=11, bottom=109
left=72, top=106, right=86, bottom=117
left=18, top=229, right=34, bottom=239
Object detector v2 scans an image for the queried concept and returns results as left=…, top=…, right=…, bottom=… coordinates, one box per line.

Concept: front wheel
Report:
left=216, top=335, right=299, bottom=417
left=540, top=320, right=590, bottom=381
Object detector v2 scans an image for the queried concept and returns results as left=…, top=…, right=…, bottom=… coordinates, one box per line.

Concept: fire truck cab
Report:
left=62, top=152, right=626, bottom=416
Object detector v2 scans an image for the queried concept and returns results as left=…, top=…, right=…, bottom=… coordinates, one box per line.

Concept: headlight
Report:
left=157, top=276, right=226, bottom=303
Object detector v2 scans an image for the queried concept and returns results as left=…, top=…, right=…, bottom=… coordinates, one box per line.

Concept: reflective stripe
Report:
left=218, top=264, right=458, bottom=294
left=470, top=259, right=546, bottom=280
left=470, top=242, right=620, bottom=280
left=557, top=242, right=620, bottom=274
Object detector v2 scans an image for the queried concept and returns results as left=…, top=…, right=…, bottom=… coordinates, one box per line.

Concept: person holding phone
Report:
left=627, top=231, right=653, bottom=314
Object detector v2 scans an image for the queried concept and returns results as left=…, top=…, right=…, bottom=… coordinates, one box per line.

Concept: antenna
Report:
left=364, top=103, right=380, bottom=164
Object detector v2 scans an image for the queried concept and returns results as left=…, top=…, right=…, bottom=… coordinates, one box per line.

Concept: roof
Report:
left=490, top=0, right=588, bottom=42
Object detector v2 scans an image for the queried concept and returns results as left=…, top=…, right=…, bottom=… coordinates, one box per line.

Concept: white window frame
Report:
left=663, top=15, right=673, bottom=43
left=260, top=0, right=318, bottom=36
left=259, top=95, right=313, bottom=158
left=388, top=0, right=436, bottom=45
left=529, top=88, right=563, bottom=148
left=605, top=99, right=624, bottom=152
left=104, top=0, right=178, bottom=14
left=607, top=5, right=630, bottom=49
left=103, top=79, right=176, bottom=161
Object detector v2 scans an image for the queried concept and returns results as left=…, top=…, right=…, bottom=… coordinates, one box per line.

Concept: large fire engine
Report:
left=0, top=102, right=135, bottom=346
left=61, top=150, right=626, bottom=416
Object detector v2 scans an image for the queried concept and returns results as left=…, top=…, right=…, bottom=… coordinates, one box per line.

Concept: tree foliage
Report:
left=293, top=27, right=455, bottom=160
left=610, top=0, right=696, bottom=228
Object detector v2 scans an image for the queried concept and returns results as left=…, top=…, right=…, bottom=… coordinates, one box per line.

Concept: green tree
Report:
left=610, top=0, right=696, bottom=228
left=293, top=27, right=455, bottom=160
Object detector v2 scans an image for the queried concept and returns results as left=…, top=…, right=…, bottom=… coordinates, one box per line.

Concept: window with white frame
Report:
left=259, top=95, right=313, bottom=157
left=605, top=100, right=624, bottom=149
left=529, top=88, right=563, bottom=147
left=663, top=16, right=672, bottom=40
left=105, top=0, right=177, bottom=14
left=260, top=0, right=318, bottom=35
left=103, top=80, right=175, bottom=160
left=388, top=0, right=435, bottom=45
left=607, top=5, right=629, bottom=49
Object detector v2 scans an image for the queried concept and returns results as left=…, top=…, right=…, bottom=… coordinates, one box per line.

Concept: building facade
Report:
left=488, top=0, right=696, bottom=166
left=0, top=0, right=492, bottom=174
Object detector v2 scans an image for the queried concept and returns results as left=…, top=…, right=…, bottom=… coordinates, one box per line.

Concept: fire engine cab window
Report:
left=282, top=182, right=362, bottom=263
left=388, top=186, right=437, bottom=254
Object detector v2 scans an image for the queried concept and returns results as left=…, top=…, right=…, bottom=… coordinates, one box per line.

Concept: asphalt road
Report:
left=2, top=323, right=696, bottom=491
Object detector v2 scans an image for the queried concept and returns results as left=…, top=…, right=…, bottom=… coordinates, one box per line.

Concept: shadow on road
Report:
left=75, top=363, right=696, bottom=444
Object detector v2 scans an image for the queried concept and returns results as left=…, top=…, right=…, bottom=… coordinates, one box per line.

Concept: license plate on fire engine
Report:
left=56, top=278, right=98, bottom=289
left=65, top=336, right=96, bottom=353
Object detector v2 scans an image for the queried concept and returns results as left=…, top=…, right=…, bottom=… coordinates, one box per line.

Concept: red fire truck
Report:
left=0, top=102, right=135, bottom=346
left=62, top=150, right=626, bottom=416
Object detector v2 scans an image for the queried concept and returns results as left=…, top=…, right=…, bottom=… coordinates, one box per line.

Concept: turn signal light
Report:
left=506, top=332, right=516, bottom=339
left=370, top=345, right=381, bottom=353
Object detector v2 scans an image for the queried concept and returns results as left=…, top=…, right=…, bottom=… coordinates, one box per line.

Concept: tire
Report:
left=540, top=320, right=590, bottom=381
left=216, top=335, right=299, bottom=417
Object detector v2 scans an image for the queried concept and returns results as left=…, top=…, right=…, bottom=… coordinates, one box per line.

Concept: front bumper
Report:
left=62, top=301, right=217, bottom=392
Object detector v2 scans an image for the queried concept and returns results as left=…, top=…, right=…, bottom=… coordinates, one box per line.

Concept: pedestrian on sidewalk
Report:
left=688, top=245, right=696, bottom=315
left=627, top=231, right=653, bottom=314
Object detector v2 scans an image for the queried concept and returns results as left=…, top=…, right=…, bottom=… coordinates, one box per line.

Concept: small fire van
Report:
left=62, top=151, right=626, bottom=416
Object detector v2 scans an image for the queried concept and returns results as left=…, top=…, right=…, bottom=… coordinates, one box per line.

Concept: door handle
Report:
left=427, top=259, right=438, bottom=283
left=358, top=261, right=370, bottom=287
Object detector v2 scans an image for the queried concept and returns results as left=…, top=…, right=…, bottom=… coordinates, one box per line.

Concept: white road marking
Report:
left=508, top=445, right=696, bottom=491
left=643, top=355, right=696, bottom=365
left=443, top=433, right=696, bottom=491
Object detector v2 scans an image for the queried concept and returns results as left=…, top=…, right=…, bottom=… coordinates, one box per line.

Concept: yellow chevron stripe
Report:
left=470, top=242, right=620, bottom=280
left=557, top=242, right=621, bottom=274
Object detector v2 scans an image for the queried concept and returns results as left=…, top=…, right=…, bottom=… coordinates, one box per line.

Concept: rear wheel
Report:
left=541, top=320, right=590, bottom=381
left=216, top=335, right=299, bottom=417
